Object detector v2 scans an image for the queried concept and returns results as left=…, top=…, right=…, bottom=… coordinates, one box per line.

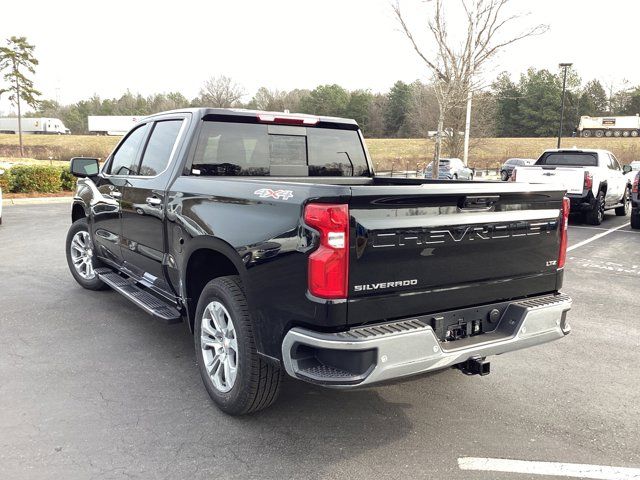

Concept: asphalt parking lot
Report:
left=1, top=203, right=639, bottom=480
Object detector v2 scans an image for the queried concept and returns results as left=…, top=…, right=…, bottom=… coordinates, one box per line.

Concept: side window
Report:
left=610, top=154, right=621, bottom=171
left=137, top=120, right=183, bottom=176
left=109, top=125, right=148, bottom=175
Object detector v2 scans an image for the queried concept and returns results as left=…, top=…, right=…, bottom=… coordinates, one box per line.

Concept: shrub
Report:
left=9, top=165, right=63, bottom=193
left=0, top=170, right=9, bottom=191
left=59, top=166, right=77, bottom=191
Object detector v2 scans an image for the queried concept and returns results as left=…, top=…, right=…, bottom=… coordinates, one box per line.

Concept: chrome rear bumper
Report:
left=281, top=293, right=571, bottom=387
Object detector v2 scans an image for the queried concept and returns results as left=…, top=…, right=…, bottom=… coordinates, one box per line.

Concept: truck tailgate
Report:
left=515, top=166, right=584, bottom=194
left=347, top=182, right=564, bottom=325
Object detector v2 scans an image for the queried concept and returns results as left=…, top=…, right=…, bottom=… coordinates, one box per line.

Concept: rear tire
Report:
left=65, top=218, right=108, bottom=290
left=194, top=276, right=282, bottom=415
left=632, top=130, right=639, bottom=137
left=584, top=192, right=605, bottom=225
left=615, top=188, right=630, bottom=216
left=595, top=130, right=604, bottom=138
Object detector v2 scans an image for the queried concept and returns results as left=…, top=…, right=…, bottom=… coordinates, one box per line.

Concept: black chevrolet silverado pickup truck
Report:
left=66, top=108, right=572, bottom=415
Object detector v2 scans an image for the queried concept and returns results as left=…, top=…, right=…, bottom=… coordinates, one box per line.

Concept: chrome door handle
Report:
left=146, top=197, right=162, bottom=206
left=111, top=191, right=122, bottom=198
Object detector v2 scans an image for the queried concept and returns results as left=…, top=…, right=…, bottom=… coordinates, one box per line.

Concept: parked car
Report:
left=513, top=149, right=631, bottom=225
left=424, top=157, right=474, bottom=180
left=66, top=108, right=572, bottom=415
left=0, top=168, right=3, bottom=225
left=500, top=158, right=534, bottom=181
left=623, top=160, right=640, bottom=185
left=631, top=172, right=640, bottom=229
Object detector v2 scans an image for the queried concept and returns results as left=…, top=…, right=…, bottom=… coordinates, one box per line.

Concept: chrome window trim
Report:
left=102, top=116, right=188, bottom=180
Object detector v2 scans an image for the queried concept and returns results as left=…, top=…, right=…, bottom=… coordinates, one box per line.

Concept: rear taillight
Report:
left=633, top=174, right=639, bottom=194
left=584, top=171, right=593, bottom=191
left=558, top=197, right=570, bottom=269
left=304, top=203, right=349, bottom=299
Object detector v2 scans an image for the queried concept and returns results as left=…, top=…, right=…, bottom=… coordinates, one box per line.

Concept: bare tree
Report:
left=199, top=75, right=245, bottom=108
left=393, top=0, right=547, bottom=178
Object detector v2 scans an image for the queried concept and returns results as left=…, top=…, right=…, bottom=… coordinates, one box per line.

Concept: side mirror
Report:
left=70, top=157, right=100, bottom=178
left=623, top=164, right=632, bottom=174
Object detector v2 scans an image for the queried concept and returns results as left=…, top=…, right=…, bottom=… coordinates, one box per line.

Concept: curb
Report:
left=2, top=196, right=73, bottom=206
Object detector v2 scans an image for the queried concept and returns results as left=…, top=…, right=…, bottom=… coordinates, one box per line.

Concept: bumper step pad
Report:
left=96, top=268, right=182, bottom=324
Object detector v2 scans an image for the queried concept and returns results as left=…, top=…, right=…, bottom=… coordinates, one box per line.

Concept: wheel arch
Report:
left=181, top=236, right=249, bottom=332
left=71, top=201, right=87, bottom=223
left=598, top=181, right=607, bottom=195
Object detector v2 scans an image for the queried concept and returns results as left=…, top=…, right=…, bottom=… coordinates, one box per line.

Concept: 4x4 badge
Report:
left=254, top=188, right=294, bottom=200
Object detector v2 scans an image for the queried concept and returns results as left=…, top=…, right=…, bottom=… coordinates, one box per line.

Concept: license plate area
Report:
left=420, top=300, right=512, bottom=343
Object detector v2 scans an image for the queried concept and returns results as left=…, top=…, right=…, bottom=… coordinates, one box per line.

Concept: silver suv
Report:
left=424, top=158, right=474, bottom=180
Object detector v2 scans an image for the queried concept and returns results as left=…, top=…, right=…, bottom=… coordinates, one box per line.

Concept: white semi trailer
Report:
left=578, top=115, right=640, bottom=137
left=0, top=117, right=70, bottom=134
left=87, top=116, right=143, bottom=136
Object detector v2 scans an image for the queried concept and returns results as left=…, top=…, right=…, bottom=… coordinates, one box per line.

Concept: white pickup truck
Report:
left=513, top=149, right=632, bottom=225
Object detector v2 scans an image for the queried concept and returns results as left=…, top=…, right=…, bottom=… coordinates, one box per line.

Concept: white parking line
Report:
left=570, top=225, right=640, bottom=234
left=457, top=457, right=640, bottom=479
left=567, top=223, right=628, bottom=252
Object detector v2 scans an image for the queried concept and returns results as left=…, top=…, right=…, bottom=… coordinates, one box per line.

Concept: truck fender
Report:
left=179, top=235, right=251, bottom=330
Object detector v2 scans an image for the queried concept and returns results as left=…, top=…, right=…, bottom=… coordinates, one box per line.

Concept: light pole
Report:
left=558, top=62, right=573, bottom=148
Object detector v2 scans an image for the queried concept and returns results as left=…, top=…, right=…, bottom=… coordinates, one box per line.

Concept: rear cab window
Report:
left=536, top=152, right=598, bottom=167
left=189, top=120, right=370, bottom=177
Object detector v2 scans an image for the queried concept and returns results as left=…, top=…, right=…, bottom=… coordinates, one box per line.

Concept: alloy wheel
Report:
left=69, top=231, right=96, bottom=280
left=200, top=301, right=238, bottom=393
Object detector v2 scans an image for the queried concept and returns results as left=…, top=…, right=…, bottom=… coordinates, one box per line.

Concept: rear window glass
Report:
left=190, top=121, right=369, bottom=177
left=536, top=152, right=598, bottom=167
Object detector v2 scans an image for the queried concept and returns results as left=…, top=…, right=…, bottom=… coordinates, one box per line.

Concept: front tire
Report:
left=584, top=192, right=605, bottom=225
left=500, top=170, right=509, bottom=181
left=615, top=188, right=630, bottom=216
left=194, top=276, right=282, bottom=415
left=65, top=218, right=108, bottom=290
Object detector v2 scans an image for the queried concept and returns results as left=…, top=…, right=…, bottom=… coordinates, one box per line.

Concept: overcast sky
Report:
left=2, top=0, right=640, bottom=113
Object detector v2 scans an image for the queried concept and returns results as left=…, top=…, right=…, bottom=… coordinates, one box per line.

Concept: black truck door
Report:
left=91, top=123, right=149, bottom=266
left=120, top=118, right=186, bottom=294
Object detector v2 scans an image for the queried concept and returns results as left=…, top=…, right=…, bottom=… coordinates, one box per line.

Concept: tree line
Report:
left=16, top=70, right=640, bottom=142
